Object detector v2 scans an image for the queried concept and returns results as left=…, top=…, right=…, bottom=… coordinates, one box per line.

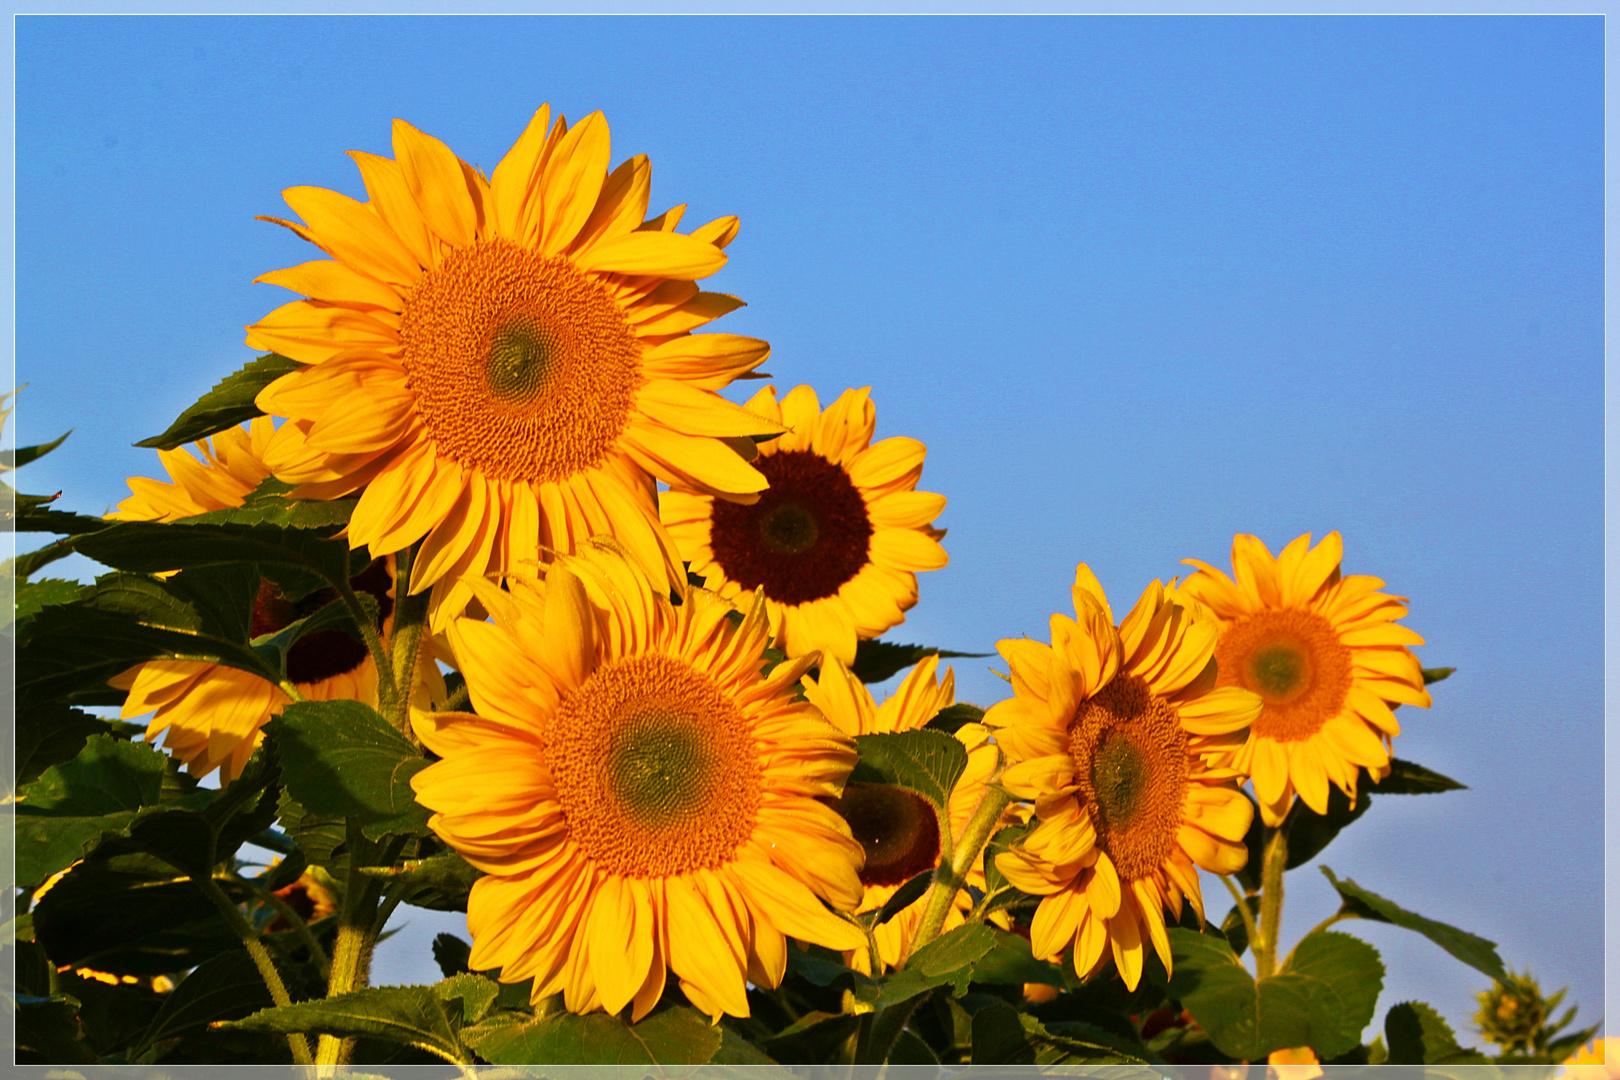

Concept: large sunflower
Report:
left=661, top=385, right=947, bottom=665
left=802, top=655, right=996, bottom=973
left=987, top=566, right=1261, bottom=990
left=109, top=425, right=434, bottom=781
left=410, top=538, right=867, bottom=1021
left=1180, top=532, right=1431, bottom=827
left=248, top=107, right=784, bottom=622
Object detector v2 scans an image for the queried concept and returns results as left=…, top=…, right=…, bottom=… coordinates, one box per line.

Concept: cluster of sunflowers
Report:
left=12, top=106, right=1606, bottom=1072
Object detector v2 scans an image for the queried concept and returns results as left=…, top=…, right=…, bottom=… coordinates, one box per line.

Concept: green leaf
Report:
left=431, top=973, right=501, bottom=1027
left=971, top=1000, right=1033, bottom=1064
left=850, top=639, right=991, bottom=684
left=1280, top=775, right=1370, bottom=872
left=888, top=1028, right=941, bottom=1065
left=1321, top=867, right=1508, bottom=982
left=138, top=950, right=279, bottom=1054
left=182, top=481, right=357, bottom=530
left=924, top=702, right=985, bottom=734
left=72, top=518, right=350, bottom=584
left=971, top=927, right=1066, bottom=987
left=850, top=730, right=968, bottom=810
left=136, top=353, right=301, bottom=450
left=31, top=863, right=233, bottom=973
left=712, top=1026, right=780, bottom=1065
left=267, top=701, right=431, bottom=839
left=16, top=994, right=97, bottom=1065
left=2, top=429, right=70, bottom=470
left=1221, top=894, right=1261, bottom=957
left=16, top=700, right=123, bottom=786
left=359, top=849, right=482, bottom=912
left=10, top=536, right=77, bottom=578
left=15, top=734, right=168, bottom=885
left=276, top=791, right=348, bottom=870
left=1385, top=1000, right=1489, bottom=1065
left=13, top=577, right=81, bottom=623
left=1422, top=666, right=1455, bottom=685
left=5, top=482, right=112, bottom=535
left=1153, top=926, right=1383, bottom=1059
left=432, top=934, right=472, bottom=978
left=854, top=922, right=998, bottom=1007
left=870, top=870, right=933, bottom=926
left=1373, top=758, right=1467, bottom=795
left=761, top=1011, right=860, bottom=1065
left=463, top=1003, right=723, bottom=1066
left=226, top=985, right=471, bottom=1065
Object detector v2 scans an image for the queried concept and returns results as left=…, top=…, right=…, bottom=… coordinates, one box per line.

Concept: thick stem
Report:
left=909, top=782, right=1015, bottom=956
left=1218, top=874, right=1262, bottom=969
left=386, top=544, right=430, bottom=743
left=1254, top=826, right=1289, bottom=978
left=195, top=875, right=312, bottom=1066
left=315, top=825, right=400, bottom=1069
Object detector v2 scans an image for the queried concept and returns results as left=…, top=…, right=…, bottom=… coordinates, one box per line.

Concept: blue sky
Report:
left=14, top=15, right=1603, bottom=1043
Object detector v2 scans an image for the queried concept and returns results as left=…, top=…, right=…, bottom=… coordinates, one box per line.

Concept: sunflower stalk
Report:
left=236, top=873, right=332, bottom=980
left=1218, top=873, right=1262, bottom=972
left=385, top=544, right=430, bottom=744
left=331, top=570, right=400, bottom=720
left=316, top=825, right=407, bottom=1069
left=193, top=873, right=312, bottom=1065
left=1253, top=825, right=1289, bottom=978
left=908, top=770, right=1015, bottom=956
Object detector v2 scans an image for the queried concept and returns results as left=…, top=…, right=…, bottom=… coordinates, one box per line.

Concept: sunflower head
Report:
left=1476, top=971, right=1558, bottom=1056
left=108, top=418, right=275, bottom=523
left=1181, top=532, right=1431, bottom=826
left=661, top=384, right=948, bottom=666
left=411, top=539, right=867, bottom=1020
left=246, top=108, right=786, bottom=622
left=986, top=565, right=1261, bottom=990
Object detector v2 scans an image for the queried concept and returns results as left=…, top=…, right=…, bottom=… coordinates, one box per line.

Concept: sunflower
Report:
left=661, top=385, right=946, bottom=665
left=108, top=426, right=435, bottom=782
left=1180, top=532, right=1431, bottom=827
left=986, top=566, right=1261, bottom=990
left=802, top=655, right=997, bottom=973
left=248, top=107, right=783, bottom=625
left=1563, top=1039, right=1617, bottom=1079
left=409, top=538, right=867, bottom=1020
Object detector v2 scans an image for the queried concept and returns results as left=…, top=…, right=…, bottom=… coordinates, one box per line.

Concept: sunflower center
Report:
left=1068, top=675, right=1188, bottom=882
left=250, top=559, right=393, bottom=687
left=547, top=654, right=761, bottom=878
left=825, top=783, right=941, bottom=889
left=1215, top=609, right=1352, bottom=741
left=708, top=450, right=874, bottom=605
left=399, top=239, right=642, bottom=483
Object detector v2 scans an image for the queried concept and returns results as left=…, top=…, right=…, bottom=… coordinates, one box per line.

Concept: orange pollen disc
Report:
left=399, top=239, right=642, bottom=483
left=1214, top=608, right=1352, bottom=742
left=1068, top=675, right=1189, bottom=883
left=546, top=653, right=761, bottom=878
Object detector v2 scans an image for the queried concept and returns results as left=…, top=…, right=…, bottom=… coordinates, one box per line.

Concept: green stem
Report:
left=1218, top=874, right=1262, bottom=969
left=194, top=875, right=312, bottom=1066
left=386, top=544, right=430, bottom=742
left=1283, top=911, right=1349, bottom=969
left=1254, top=826, right=1289, bottom=978
left=237, top=875, right=331, bottom=980
left=333, top=570, right=399, bottom=717
left=909, top=779, right=1015, bottom=957
left=277, top=680, right=306, bottom=704
left=315, top=825, right=404, bottom=1068
left=440, top=680, right=471, bottom=714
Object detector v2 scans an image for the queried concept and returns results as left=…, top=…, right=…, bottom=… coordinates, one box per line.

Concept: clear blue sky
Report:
left=15, top=15, right=1603, bottom=1043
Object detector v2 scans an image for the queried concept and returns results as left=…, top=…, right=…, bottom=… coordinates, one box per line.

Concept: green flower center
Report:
left=606, top=709, right=709, bottom=827
left=758, top=502, right=820, bottom=555
left=485, top=321, right=560, bottom=404
left=1092, top=734, right=1149, bottom=828
left=1249, top=642, right=1311, bottom=703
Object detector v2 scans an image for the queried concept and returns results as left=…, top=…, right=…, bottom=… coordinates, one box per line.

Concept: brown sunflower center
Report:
left=825, top=783, right=941, bottom=889
left=399, top=239, right=642, bottom=482
left=1215, top=609, right=1352, bottom=742
left=547, top=654, right=761, bottom=878
left=1069, top=675, right=1189, bottom=882
left=251, top=559, right=393, bottom=686
left=707, top=450, right=874, bottom=605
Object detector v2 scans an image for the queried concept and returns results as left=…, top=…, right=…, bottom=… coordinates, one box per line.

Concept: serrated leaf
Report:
left=871, top=869, right=933, bottom=926
left=850, top=729, right=968, bottom=810
left=15, top=734, right=168, bottom=884
left=431, top=974, right=501, bottom=1027
left=137, top=353, right=301, bottom=451
left=1421, top=666, right=1455, bottom=685
left=761, top=1011, right=860, bottom=1065
left=359, top=849, right=481, bottom=912
left=16, top=994, right=97, bottom=1064
left=13, top=577, right=80, bottom=622
left=16, top=700, right=122, bottom=785
left=276, top=791, right=347, bottom=871
left=1153, top=926, right=1382, bottom=1059
left=850, top=639, right=991, bottom=685
left=1321, top=867, right=1507, bottom=982
left=31, top=862, right=232, bottom=972
left=971, top=1000, right=1033, bottom=1064
left=432, top=934, right=472, bottom=978
left=138, top=949, right=280, bottom=1053
left=854, top=922, right=998, bottom=1007
left=1280, top=775, right=1370, bottom=872
left=226, top=985, right=471, bottom=1065
left=182, top=490, right=357, bottom=530
left=1385, top=1000, right=1487, bottom=1064
left=463, top=1003, right=722, bottom=1066
left=72, top=517, right=350, bottom=583
left=1, top=429, right=70, bottom=470
left=924, top=702, right=985, bottom=734
left=970, top=927, right=1065, bottom=987
left=712, top=1026, right=780, bottom=1065
left=267, top=701, right=431, bottom=838
left=1372, top=758, right=1467, bottom=795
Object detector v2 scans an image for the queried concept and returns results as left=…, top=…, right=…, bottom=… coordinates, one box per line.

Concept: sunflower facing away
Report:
left=1180, top=532, right=1431, bottom=827
left=802, top=655, right=997, bottom=973
left=987, top=566, right=1261, bottom=990
left=108, top=424, right=433, bottom=782
left=410, top=539, right=867, bottom=1021
left=248, top=106, right=784, bottom=621
left=661, top=385, right=947, bottom=665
